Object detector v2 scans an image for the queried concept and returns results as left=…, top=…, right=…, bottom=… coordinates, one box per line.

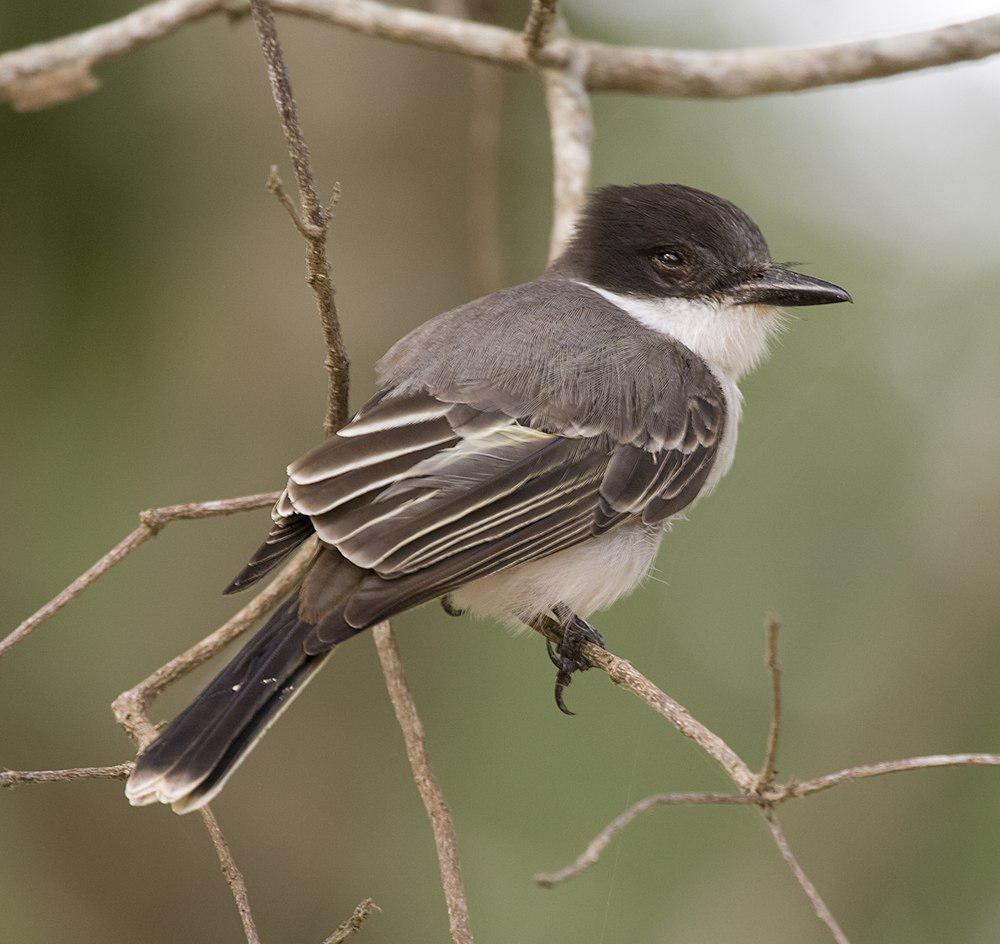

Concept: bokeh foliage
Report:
left=2, top=2, right=999, bottom=941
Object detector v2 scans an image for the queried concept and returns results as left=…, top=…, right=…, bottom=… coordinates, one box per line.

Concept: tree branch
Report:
left=535, top=791, right=750, bottom=887
left=322, top=898, right=380, bottom=944
left=0, top=491, right=279, bottom=659
left=199, top=805, right=262, bottom=944
left=4, top=1, right=1000, bottom=110
left=249, top=0, right=348, bottom=436
left=542, top=36, right=592, bottom=261
left=1, top=763, right=134, bottom=788
left=763, top=808, right=849, bottom=944
left=372, top=623, right=474, bottom=944
left=532, top=616, right=758, bottom=792
left=522, top=0, right=558, bottom=59
left=757, top=612, right=783, bottom=790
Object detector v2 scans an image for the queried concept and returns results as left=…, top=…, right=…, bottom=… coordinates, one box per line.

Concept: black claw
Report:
left=554, top=670, right=575, bottom=715
left=545, top=611, right=606, bottom=716
left=440, top=595, right=466, bottom=617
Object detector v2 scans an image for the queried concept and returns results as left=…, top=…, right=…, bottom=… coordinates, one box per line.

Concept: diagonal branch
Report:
left=0, top=491, right=279, bottom=659
left=762, top=808, right=849, bottom=944
left=199, top=805, right=262, bottom=944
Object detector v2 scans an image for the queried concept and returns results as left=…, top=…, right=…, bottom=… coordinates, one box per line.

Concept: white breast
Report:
left=451, top=521, right=664, bottom=625
left=455, top=286, right=780, bottom=626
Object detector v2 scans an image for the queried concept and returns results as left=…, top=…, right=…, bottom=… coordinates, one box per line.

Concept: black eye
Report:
left=652, top=248, right=685, bottom=270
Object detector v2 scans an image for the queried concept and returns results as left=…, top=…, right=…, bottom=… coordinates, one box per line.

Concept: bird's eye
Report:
left=651, top=248, right=685, bottom=270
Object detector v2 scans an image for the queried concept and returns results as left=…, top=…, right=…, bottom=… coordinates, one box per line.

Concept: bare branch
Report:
left=0, top=491, right=279, bottom=659
left=757, top=612, right=783, bottom=790
left=762, top=808, right=850, bottom=944
left=322, top=898, right=381, bottom=944
left=778, top=752, right=1000, bottom=801
left=199, top=805, right=262, bottom=944
left=0, top=0, right=223, bottom=109
left=249, top=0, right=349, bottom=436
left=372, top=623, right=474, bottom=944
left=542, top=41, right=592, bottom=261
left=5, top=2, right=1000, bottom=110
left=531, top=617, right=758, bottom=792
left=1, top=763, right=134, bottom=788
left=112, top=540, right=316, bottom=746
left=535, top=791, right=750, bottom=887
left=522, top=0, right=558, bottom=59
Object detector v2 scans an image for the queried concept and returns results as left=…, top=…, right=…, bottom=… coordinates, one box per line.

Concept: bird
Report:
left=125, top=183, right=851, bottom=813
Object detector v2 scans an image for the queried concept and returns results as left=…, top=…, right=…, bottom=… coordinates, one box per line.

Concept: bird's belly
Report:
left=451, top=522, right=664, bottom=626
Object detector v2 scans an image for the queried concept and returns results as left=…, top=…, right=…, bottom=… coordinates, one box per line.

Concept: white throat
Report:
left=578, top=282, right=782, bottom=383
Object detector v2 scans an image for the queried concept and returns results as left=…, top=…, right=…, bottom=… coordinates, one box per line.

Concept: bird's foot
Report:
left=441, top=595, right=466, bottom=617
left=545, top=610, right=605, bottom=716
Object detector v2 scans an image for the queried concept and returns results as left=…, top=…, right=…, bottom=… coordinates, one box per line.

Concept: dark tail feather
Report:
left=125, top=594, right=351, bottom=813
left=223, top=514, right=314, bottom=595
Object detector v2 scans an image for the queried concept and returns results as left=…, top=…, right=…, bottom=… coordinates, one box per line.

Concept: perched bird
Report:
left=126, top=183, right=850, bottom=812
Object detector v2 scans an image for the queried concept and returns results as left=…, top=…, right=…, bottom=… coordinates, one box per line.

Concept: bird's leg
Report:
left=440, top=594, right=466, bottom=617
left=545, top=604, right=605, bottom=716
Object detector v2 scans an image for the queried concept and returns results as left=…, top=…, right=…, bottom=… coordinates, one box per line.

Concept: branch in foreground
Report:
left=0, top=491, right=279, bottom=659
left=531, top=616, right=758, bottom=792
left=4, top=1, right=1000, bottom=110
left=372, top=623, right=475, bottom=944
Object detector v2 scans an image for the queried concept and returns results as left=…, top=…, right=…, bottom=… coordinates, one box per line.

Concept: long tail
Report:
left=125, top=594, right=349, bottom=814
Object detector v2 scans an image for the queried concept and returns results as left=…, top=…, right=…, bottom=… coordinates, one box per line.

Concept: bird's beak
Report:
left=729, top=265, right=852, bottom=307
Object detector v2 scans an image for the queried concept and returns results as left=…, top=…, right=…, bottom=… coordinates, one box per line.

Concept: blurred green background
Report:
left=3, top=1, right=1000, bottom=942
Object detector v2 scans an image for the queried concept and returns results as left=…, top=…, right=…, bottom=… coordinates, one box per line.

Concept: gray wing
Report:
left=226, top=280, right=726, bottom=646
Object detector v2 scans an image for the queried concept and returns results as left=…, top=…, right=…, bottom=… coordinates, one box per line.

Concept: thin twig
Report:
left=1, top=763, right=134, bottom=788
left=112, top=540, right=316, bottom=746
left=522, top=0, right=558, bottom=59
left=5, top=0, right=1000, bottom=108
left=322, top=898, right=381, bottom=944
left=535, top=792, right=750, bottom=887
left=372, top=623, right=474, bottom=944
left=0, top=491, right=279, bottom=659
left=200, top=805, right=262, bottom=944
left=249, top=0, right=348, bottom=436
left=762, top=807, right=850, bottom=944
left=757, top=612, right=782, bottom=790
left=778, top=752, right=1000, bottom=801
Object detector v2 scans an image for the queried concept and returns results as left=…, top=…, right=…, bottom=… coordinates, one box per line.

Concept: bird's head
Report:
left=552, top=183, right=851, bottom=378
